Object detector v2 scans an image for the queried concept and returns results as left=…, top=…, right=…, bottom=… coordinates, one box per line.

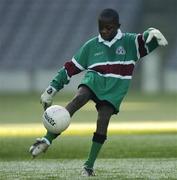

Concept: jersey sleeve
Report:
left=127, top=30, right=159, bottom=61
left=50, top=67, right=70, bottom=91
left=143, top=29, right=159, bottom=53
left=135, top=29, right=159, bottom=60
left=72, top=41, right=89, bottom=70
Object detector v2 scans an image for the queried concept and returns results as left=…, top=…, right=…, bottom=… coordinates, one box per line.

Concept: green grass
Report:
left=0, top=93, right=176, bottom=179
left=0, top=134, right=177, bottom=160
left=0, top=92, right=176, bottom=123
left=0, top=134, right=177, bottom=179
left=0, top=159, right=177, bottom=179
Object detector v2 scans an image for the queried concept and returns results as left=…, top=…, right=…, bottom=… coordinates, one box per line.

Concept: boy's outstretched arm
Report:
left=134, top=27, right=168, bottom=60
left=143, top=27, right=168, bottom=54
left=146, top=28, right=168, bottom=46
left=41, top=58, right=85, bottom=110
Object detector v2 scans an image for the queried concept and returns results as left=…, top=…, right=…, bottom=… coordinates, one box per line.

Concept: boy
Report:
left=29, top=9, right=168, bottom=176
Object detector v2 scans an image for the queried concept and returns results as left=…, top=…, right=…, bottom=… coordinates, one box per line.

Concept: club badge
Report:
left=116, top=46, right=126, bottom=55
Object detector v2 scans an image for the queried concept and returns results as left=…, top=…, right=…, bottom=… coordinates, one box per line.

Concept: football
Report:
left=43, top=105, right=71, bottom=134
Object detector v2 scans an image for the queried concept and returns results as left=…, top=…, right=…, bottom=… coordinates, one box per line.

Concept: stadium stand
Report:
left=0, top=0, right=143, bottom=70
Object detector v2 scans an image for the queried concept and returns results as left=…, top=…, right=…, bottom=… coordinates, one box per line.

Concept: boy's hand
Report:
left=40, top=86, right=57, bottom=110
left=146, top=28, right=168, bottom=46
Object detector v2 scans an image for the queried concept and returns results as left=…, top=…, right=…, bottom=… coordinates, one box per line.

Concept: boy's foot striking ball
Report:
left=29, top=138, right=50, bottom=158
left=30, top=105, right=70, bottom=157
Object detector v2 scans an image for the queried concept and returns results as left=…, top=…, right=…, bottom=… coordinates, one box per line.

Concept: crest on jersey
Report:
left=116, top=46, right=126, bottom=55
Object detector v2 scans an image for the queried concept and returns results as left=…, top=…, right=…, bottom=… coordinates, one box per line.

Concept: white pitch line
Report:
left=0, top=122, right=176, bottom=136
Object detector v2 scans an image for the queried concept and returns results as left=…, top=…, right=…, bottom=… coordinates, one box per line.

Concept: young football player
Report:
left=29, top=8, right=168, bottom=176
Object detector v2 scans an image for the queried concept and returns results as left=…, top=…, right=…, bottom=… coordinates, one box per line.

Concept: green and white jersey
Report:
left=51, top=29, right=158, bottom=112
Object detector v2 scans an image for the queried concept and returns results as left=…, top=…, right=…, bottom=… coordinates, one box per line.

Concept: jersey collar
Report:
left=98, top=29, right=123, bottom=47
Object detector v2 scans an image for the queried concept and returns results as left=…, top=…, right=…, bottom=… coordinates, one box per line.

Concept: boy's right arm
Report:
left=41, top=41, right=89, bottom=109
left=40, top=58, right=86, bottom=110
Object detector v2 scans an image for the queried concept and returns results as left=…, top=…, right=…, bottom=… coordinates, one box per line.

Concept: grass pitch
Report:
left=0, top=134, right=177, bottom=160
left=0, top=133, right=176, bottom=179
left=0, top=93, right=176, bottom=179
left=0, top=92, right=176, bottom=123
left=0, top=159, right=177, bottom=179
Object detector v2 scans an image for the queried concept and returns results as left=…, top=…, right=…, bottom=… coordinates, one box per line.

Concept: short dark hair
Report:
left=99, top=9, right=119, bottom=23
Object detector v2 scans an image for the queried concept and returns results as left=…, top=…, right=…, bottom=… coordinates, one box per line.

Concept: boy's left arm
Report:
left=133, top=28, right=168, bottom=60
left=146, top=28, right=168, bottom=46
left=143, top=27, right=168, bottom=53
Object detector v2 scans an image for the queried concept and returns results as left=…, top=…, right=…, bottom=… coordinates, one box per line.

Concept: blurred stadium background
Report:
left=0, top=0, right=176, bottom=93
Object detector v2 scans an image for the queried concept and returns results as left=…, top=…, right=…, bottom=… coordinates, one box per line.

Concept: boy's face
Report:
left=98, top=17, right=119, bottom=41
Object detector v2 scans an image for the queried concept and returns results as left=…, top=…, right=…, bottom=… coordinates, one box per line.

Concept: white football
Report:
left=43, top=105, right=70, bottom=134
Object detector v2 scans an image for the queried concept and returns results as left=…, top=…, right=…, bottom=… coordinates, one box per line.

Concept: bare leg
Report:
left=96, top=104, right=114, bottom=135
left=83, top=103, right=114, bottom=170
left=65, top=86, right=93, bottom=117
